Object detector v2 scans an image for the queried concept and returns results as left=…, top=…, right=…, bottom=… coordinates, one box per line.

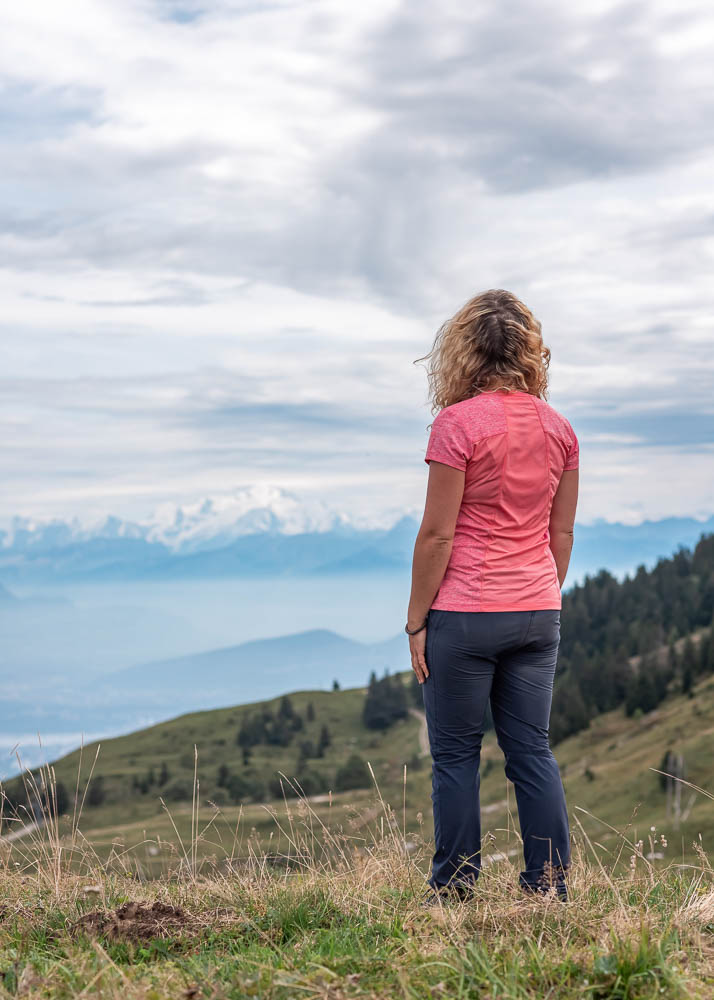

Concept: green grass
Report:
left=5, top=666, right=714, bottom=878
left=1, top=777, right=713, bottom=999
left=3, top=684, right=426, bottom=838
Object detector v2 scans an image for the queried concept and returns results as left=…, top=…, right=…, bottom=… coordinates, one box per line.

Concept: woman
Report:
left=406, top=288, right=578, bottom=904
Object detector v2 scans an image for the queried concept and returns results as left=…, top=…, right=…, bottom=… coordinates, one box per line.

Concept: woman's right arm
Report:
left=549, top=468, right=578, bottom=588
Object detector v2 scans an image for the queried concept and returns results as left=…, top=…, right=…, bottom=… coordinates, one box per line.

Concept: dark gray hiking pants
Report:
left=422, top=608, right=570, bottom=897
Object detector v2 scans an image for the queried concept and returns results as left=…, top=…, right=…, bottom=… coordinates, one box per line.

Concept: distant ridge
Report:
left=1, top=496, right=712, bottom=587
left=97, top=627, right=408, bottom=710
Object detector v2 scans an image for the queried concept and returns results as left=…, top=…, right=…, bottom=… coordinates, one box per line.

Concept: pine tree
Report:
left=362, top=670, right=408, bottom=730
left=264, top=712, right=293, bottom=747
left=237, top=714, right=265, bottom=748
left=335, top=753, right=371, bottom=791
left=681, top=636, right=697, bottom=692
left=550, top=683, right=589, bottom=743
left=317, top=724, right=331, bottom=756
left=87, top=775, right=105, bottom=807
left=392, top=674, right=408, bottom=717
left=228, top=772, right=264, bottom=804
left=410, top=671, right=423, bottom=706
left=362, top=671, right=378, bottom=725
left=293, top=768, right=327, bottom=797
left=666, top=639, right=680, bottom=683
left=652, top=661, right=669, bottom=703
left=700, top=615, right=714, bottom=674
left=306, top=701, right=315, bottom=722
left=40, top=780, right=69, bottom=817
left=625, top=666, right=662, bottom=716
left=298, top=739, right=315, bottom=763
left=278, top=696, right=295, bottom=723
left=659, top=748, right=674, bottom=791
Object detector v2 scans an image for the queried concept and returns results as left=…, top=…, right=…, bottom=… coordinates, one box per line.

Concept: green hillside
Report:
left=4, top=637, right=714, bottom=876
left=550, top=531, right=714, bottom=742
left=1, top=677, right=431, bottom=862
left=3, top=531, right=714, bottom=877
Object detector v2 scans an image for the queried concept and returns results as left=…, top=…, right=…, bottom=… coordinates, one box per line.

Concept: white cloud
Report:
left=1, top=0, right=713, bottom=527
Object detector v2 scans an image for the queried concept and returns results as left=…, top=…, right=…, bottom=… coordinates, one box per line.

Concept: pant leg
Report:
left=489, top=608, right=571, bottom=897
left=422, top=609, right=531, bottom=890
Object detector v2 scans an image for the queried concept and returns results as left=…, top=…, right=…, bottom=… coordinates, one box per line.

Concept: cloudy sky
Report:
left=2, top=0, right=713, bottom=531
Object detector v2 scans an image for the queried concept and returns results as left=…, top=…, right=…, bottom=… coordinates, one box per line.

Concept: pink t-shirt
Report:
left=424, top=389, right=579, bottom=612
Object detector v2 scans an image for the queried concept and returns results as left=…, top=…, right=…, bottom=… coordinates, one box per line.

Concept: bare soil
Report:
left=68, top=900, right=195, bottom=942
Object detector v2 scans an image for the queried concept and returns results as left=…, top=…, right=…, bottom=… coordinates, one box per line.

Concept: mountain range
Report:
left=1, top=485, right=712, bottom=586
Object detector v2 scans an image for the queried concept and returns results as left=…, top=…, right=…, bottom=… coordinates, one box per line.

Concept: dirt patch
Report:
left=68, top=900, right=195, bottom=942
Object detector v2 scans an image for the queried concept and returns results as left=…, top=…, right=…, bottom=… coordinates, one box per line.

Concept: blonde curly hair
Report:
left=415, top=289, right=551, bottom=413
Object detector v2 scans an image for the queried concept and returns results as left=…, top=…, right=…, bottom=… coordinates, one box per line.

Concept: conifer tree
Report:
left=680, top=635, right=697, bottom=692
left=297, top=739, right=315, bottom=764
left=667, top=639, right=679, bottom=682
left=700, top=614, right=714, bottom=674
left=335, top=753, right=371, bottom=791
left=317, top=724, right=331, bottom=756
left=410, top=671, right=423, bottom=705
left=362, top=670, right=408, bottom=730
left=87, top=775, right=105, bottom=807
left=278, top=695, right=295, bottom=723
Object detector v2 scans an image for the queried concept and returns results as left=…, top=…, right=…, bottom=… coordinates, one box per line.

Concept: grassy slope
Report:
left=2, top=835, right=713, bottom=999
left=7, top=685, right=427, bottom=864
left=12, top=656, right=714, bottom=875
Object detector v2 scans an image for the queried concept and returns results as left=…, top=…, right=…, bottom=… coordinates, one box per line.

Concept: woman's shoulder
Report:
left=532, top=395, right=575, bottom=431
left=532, top=397, right=578, bottom=462
left=441, top=393, right=507, bottom=436
left=435, top=392, right=577, bottom=441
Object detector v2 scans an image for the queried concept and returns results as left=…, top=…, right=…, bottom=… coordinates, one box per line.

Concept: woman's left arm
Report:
left=407, top=460, right=465, bottom=682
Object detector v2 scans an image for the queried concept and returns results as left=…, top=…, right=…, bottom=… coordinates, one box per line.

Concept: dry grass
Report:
left=1, top=752, right=713, bottom=998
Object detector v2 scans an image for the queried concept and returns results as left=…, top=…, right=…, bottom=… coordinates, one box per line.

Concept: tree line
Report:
left=406, top=531, right=714, bottom=745
left=549, top=532, right=714, bottom=742
left=4, top=533, right=711, bottom=822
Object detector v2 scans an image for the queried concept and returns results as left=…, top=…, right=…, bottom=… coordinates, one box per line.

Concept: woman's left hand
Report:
left=409, top=628, right=429, bottom=684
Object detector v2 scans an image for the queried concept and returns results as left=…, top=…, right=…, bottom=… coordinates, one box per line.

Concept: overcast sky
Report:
left=2, top=0, right=713, bottom=531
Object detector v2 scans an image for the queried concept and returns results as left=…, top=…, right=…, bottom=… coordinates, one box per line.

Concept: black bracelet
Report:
left=405, top=617, right=428, bottom=636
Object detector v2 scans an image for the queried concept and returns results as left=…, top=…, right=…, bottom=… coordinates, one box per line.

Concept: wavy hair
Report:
left=415, top=289, right=551, bottom=414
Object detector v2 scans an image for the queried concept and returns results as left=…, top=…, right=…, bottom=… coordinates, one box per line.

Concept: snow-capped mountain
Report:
left=1, top=486, right=712, bottom=590
left=0, top=485, right=421, bottom=556
left=146, top=485, right=416, bottom=554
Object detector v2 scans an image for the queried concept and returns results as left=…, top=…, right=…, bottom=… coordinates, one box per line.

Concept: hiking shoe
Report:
left=520, top=882, right=567, bottom=902
left=420, top=883, right=475, bottom=908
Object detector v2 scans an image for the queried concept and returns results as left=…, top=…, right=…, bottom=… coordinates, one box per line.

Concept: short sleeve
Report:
left=563, top=420, right=579, bottom=471
left=424, top=406, right=473, bottom=471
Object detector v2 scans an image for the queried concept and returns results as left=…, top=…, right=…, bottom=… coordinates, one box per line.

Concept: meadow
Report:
left=3, top=600, right=714, bottom=997
left=1, top=757, right=714, bottom=999
left=3, top=668, right=714, bottom=998
left=6, top=658, right=714, bottom=873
